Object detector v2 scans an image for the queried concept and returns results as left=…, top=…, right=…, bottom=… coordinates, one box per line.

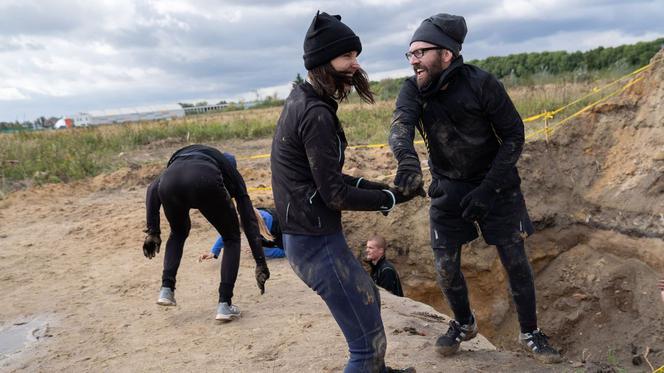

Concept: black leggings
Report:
left=158, top=159, right=241, bottom=304
left=433, top=240, right=538, bottom=333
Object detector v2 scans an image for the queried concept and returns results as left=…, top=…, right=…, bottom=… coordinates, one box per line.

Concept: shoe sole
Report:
left=519, top=344, right=563, bottom=364
left=435, top=329, right=479, bottom=356
left=436, top=344, right=460, bottom=356
left=215, top=313, right=241, bottom=322
left=156, top=298, right=176, bottom=306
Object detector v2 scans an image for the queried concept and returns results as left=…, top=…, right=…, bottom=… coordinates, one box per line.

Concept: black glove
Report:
left=142, top=231, right=161, bottom=259
left=255, top=259, right=270, bottom=295
left=357, top=178, right=390, bottom=190
left=459, top=183, right=499, bottom=222
left=393, top=157, right=423, bottom=196
left=379, top=187, right=425, bottom=216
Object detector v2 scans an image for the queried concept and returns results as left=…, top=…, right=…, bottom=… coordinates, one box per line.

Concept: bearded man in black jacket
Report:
left=389, top=13, right=561, bottom=364
left=271, top=11, right=418, bottom=373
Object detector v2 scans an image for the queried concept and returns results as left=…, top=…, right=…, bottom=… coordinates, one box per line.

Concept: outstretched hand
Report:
left=381, top=186, right=426, bottom=216
left=143, top=233, right=161, bottom=259
left=198, top=252, right=215, bottom=262
left=658, top=278, right=664, bottom=303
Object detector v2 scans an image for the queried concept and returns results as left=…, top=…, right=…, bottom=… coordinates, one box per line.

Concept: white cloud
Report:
left=0, top=0, right=662, bottom=121
left=0, top=87, right=29, bottom=100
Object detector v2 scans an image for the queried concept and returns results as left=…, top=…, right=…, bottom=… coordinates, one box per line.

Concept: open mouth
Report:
left=414, top=67, right=427, bottom=79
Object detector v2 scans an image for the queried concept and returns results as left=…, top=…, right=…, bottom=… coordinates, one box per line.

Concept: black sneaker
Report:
left=386, top=367, right=416, bottom=373
left=519, top=329, right=562, bottom=364
left=435, top=316, right=478, bottom=356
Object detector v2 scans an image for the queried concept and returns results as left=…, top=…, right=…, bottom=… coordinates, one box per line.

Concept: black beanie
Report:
left=410, top=13, right=467, bottom=56
left=303, top=11, right=362, bottom=70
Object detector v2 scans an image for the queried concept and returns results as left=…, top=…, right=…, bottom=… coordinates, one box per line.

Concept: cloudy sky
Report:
left=0, top=0, right=662, bottom=122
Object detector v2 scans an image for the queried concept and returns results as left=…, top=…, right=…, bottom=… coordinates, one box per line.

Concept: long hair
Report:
left=236, top=206, right=274, bottom=241
left=308, top=63, right=375, bottom=104
left=254, top=208, right=274, bottom=241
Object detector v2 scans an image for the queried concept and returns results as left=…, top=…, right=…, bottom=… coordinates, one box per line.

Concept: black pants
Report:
left=433, top=240, right=538, bottom=333
left=158, top=159, right=241, bottom=304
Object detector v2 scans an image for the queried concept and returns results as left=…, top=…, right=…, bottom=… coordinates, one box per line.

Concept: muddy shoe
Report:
left=215, top=302, right=241, bottom=321
left=156, top=287, right=176, bottom=306
left=386, top=367, right=416, bottom=373
left=435, top=316, right=478, bottom=356
left=519, top=329, right=562, bottom=364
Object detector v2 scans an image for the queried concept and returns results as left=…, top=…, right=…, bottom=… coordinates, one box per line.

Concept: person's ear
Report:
left=443, top=49, right=454, bottom=63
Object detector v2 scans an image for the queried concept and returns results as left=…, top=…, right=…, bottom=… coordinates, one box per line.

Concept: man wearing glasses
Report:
left=389, top=13, right=562, bottom=363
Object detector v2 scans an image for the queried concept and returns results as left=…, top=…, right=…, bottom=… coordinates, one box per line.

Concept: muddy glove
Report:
left=356, top=177, right=390, bottom=190
left=380, top=187, right=425, bottom=216
left=255, top=259, right=270, bottom=295
left=393, top=157, right=423, bottom=196
left=142, top=230, right=161, bottom=259
left=460, top=183, right=499, bottom=222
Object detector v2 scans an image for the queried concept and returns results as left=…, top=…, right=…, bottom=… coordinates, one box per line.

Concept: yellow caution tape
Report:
left=522, top=57, right=661, bottom=123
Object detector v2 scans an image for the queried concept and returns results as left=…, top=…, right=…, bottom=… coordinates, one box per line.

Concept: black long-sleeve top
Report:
left=370, top=256, right=404, bottom=297
left=145, top=144, right=265, bottom=263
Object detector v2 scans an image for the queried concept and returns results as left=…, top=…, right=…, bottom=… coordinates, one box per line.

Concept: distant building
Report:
left=54, top=117, right=74, bottom=129
left=183, top=103, right=228, bottom=115
left=72, top=104, right=185, bottom=126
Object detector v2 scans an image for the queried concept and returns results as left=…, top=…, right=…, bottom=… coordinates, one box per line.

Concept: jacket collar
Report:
left=301, top=81, right=339, bottom=111
left=370, top=255, right=386, bottom=269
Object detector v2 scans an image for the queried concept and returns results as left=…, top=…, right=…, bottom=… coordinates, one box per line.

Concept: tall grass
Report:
left=0, top=78, right=619, bottom=193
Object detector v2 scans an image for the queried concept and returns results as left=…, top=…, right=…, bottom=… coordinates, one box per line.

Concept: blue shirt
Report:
left=210, top=209, right=285, bottom=258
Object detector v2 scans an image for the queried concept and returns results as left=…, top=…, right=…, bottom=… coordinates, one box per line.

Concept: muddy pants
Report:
left=283, top=231, right=387, bottom=373
left=159, top=159, right=242, bottom=304
left=429, top=177, right=538, bottom=333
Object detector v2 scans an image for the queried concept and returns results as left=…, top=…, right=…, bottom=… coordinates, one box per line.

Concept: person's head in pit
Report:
left=365, top=235, right=387, bottom=265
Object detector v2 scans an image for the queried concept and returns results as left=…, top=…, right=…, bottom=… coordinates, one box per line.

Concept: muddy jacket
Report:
left=271, top=82, right=392, bottom=235
left=370, top=256, right=404, bottom=297
left=389, top=56, right=524, bottom=192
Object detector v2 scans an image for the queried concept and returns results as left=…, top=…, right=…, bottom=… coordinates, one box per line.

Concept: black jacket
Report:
left=370, top=257, right=404, bottom=297
left=146, top=144, right=265, bottom=263
left=271, top=82, right=393, bottom=235
left=389, top=56, right=524, bottom=193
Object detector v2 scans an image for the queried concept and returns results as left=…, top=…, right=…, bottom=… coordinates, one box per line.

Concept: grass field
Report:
left=0, top=77, right=625, bottom=195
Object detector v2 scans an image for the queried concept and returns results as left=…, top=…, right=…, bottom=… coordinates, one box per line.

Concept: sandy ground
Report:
left=0, top=155, right=570, bottom=373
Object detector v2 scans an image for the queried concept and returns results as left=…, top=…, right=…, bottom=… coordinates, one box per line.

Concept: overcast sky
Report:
left=0, top=0, right=662, bottom=122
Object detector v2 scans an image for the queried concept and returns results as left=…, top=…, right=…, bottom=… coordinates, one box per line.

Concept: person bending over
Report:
left=143, top=144, right=269, bottom=321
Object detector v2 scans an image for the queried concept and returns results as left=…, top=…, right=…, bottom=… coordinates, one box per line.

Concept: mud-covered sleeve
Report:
left=389, top=79, right=422, bottom=168
left=301, top=106, right=393, bottom=212
left=145, top=176, right=162, bottom=234
left=480, top=75, right=525, bottom=190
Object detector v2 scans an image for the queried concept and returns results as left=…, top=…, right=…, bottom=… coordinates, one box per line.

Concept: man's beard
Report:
left=414, top=59, right=444, bottom=89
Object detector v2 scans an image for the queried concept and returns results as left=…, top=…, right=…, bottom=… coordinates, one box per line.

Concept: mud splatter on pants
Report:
left=433, top=240, right=538, bottom=333
left=284, top=232, right=387, bottom=373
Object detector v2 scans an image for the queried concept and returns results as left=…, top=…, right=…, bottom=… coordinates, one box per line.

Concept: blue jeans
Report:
left=283, top=232, right=387, bottom=373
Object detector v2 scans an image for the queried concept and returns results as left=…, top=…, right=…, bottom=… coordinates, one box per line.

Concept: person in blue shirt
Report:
left=199, top=207, right=285, bottom=260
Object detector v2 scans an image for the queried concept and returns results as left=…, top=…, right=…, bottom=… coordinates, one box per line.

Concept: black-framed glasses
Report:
left=405, top=47, right=442, bottom=60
